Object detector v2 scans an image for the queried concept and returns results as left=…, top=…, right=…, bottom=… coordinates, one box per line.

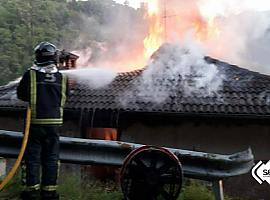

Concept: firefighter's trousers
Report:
left=22, top=125, right=60, bottom=193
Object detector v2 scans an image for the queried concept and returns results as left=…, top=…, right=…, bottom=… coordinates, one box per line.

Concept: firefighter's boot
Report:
left=41, top=190, right=59, bottom=200
left=20, top=190, right=40, bottom=200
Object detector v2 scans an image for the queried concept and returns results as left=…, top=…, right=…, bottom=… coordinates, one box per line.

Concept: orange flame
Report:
left=143, top=0, right=222, bottom=60
left=143, top=0, right=164, bottom=59
left=75, top=0, right=224, bottom=72
left=192, top=15, right=220, bottom=42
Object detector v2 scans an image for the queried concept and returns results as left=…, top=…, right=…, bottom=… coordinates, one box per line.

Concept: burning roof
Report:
left=1, top=52, right=270, bottom=117
left=61, top=56, right=270, bottom=116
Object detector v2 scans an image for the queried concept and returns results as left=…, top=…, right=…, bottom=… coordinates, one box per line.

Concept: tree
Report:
left=0, top=0, right=144, bottom=85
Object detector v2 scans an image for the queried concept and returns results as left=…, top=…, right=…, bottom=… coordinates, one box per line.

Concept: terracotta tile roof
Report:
left=1, top=57, right=270, bottom=117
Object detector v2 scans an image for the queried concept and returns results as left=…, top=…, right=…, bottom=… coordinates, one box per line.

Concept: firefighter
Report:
left=17, top=42, right=68, bottom=200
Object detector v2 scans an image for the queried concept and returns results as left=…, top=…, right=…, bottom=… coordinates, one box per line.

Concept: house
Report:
left=0, top=52, right=270, bottom=198
left=1, top=55, right=270, bottom=158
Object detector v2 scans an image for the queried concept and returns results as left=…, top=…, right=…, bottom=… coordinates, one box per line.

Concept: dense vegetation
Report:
left=0, top=168, right=245, bottom=200
left=0, top=0, right=143, bottom=85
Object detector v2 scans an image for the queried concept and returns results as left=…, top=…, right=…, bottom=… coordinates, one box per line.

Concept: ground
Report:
left=0, top=167, right=250, bottom=200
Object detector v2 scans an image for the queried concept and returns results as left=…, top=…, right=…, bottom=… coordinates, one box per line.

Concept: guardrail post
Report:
left=212, top=180, right=224, bottom=200
left=0, top=157, right=6, bottom=180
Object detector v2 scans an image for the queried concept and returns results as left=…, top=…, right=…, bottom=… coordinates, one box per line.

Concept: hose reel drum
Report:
left=120, top=146, right=183, bottom=200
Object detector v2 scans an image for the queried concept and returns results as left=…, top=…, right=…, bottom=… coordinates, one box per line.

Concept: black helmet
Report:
left=34, top=42, right=58, bottom=66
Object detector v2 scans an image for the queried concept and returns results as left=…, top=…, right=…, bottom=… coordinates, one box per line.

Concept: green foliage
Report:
left=0, top=0, right=146, bottom=85
left=0, top=172, right=22, bottom=200
left=58, top=172, right=123, bottom=200
left=0, top=0, right=113, bottom=85
left=0, top=169, right=249, bottom=200
left=178, top=181, right=215, bottom=200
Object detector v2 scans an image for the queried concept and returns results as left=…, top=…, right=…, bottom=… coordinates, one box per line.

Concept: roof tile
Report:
left=1, top=57, right=270, bottom=117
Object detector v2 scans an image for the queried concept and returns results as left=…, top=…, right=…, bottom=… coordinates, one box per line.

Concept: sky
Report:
left=113, top=0, right=142, bottom=9
left=77, top=0, right=143, bottom=9
left=114, top=0, right=270, bottom=11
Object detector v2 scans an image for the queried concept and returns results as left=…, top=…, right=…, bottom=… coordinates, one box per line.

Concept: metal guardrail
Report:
left=0, top=130, right=254, bottom=180
left=0, top=130, right=254, bottom=200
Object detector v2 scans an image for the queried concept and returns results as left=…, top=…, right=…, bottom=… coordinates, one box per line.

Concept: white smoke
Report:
left=72, top=47, right=93, bottom=67
left=202, top=10, right=270, bottom=74
left=121, top=39, right=224, bottom=105
left=62, top=68, right=117, bottom=89
left=71, top=4, right=147, bottom=71
left=141, top=0, right=270, bottom=75
left=65, top=0, right=270, bottom=106
left=71, top=0, right=270, bottom=75
left=197, top=0, right=270, bottom=74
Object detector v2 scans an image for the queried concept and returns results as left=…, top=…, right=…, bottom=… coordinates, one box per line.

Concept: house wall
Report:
left=120, top=119, right=270, bottom=160
left=224, top=173, right=270, bottom=199
left=61, top=119, right=81, bottom=137
left=0, top=116, right=24, bottom=132
left=0, top=116, right=81, bottom=137
left=119, top=118, right=270, bottom=199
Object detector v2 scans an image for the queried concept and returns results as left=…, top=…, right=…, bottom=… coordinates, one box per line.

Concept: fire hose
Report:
left=0, top=107, right=31, bottom=191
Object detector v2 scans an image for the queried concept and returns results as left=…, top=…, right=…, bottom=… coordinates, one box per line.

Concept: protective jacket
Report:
left=17, top=65, right=68, bottom=125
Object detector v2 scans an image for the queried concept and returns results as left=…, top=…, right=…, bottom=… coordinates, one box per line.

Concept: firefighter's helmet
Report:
left=34, top=42, right=58, bottom=66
